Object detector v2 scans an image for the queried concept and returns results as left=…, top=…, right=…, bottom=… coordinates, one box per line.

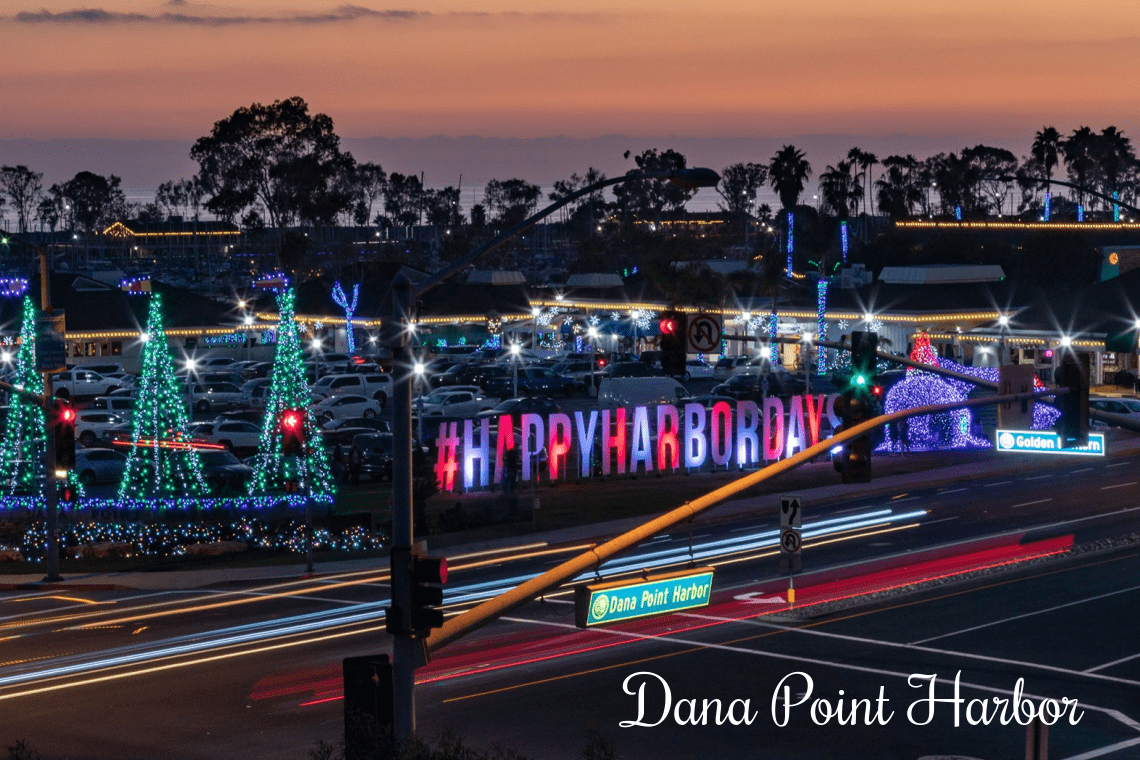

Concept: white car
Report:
left=74, top=448, right=128, bottom=486
left=311, top=393, right=383, bottom=421
left=75, top=410, right=130, bottom=447
left=682, top=359, right=716, bottom=381
left=1089, top=397, right=1140, bottom=426
left=188, top=382, right=245, bottom=413
left=188, top=420, right=263, bottom=452
left=419, top=389, right=497, bottom=417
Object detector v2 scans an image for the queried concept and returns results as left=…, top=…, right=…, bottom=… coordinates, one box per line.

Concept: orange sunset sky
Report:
left=2, top=0, right=1138, bottom=142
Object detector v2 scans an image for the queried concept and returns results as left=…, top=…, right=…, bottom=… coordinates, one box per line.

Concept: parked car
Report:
left=75, top=410, right=130, bottom=447
left=484, top=367, right=575, bottom=398
left=597, top=377, right=689, bottom=410
left=240, top=362, right=274, bottom=380
left=76, top=362, right=127, bottom=376
left=188, top=382, right=244, bottom=413
left=74, top=448, right=129, bottom=486
left=429, top=363, right=506, bottom=389
left=89, top=395, right=135, bottom=415
left=419, top=389, right=498, bottom=417
left=311, top=393, right=384, bottom=421
left=322, top=416, right=391, bottom=433
left=313, top=352, right=354, bottom=375
left=476, top=397, right=563, bottom=422
left=352, top=432, right=394, bottom=481
left=681, top=359, right=716, bottom=381
left=310, top=373, right=394, bottom=405
left=713, top=356, right=752, bottom=381
left=239, top=378, right=271, bottom=408
left=550, top=360, right=597, bottom=391
left=198, top=448, right=254, bottom=493
left=53, top=369, right=120, bottom=399
left=1089, top=397, right=1140, bottom=426
left=711, top=372, right=805, bottom=401
left=188, top=420, right=262, bottom=452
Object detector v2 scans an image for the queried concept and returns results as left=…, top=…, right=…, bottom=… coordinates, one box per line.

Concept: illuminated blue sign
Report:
left=995, top=429, right=1105, bottom=456
left=575, top=567, right=714, bottom=628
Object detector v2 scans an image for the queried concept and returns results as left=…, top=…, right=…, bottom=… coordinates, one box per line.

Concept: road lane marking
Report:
left=678, top=613, right=1140, bottom=689
left=1011, top=498, right=1053, bottom=509
left=939, top=488, right=968, bottom=494
left=1085, top=651, right=1140, bottom=674
left=1106, top=462, right=1130, bottom=468
left=923, top=517, right=960, bottom=525
left=1071, top=468, right=1094, bottom=474
left=1023, top=475, right=1052, bottom=480
left=984, top=481, right=1013, bottom=487
left=911, top=581, right=1140, bottom=645
left=496, top=615, right=1137, bottom=730
left=1100, top=482, right=1138, bottom=490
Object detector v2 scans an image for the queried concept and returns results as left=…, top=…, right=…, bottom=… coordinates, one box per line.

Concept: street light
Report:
left=510, top=342, right=521, bottom=397
left=184, top=358, right=199, bottom=419
left=384, top=164, right=721, bottom=740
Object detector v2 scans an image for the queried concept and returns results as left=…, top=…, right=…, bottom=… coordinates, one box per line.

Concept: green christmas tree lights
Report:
left=118, top=293, right=210, bottom=500
left=248, top=287, right=335, bottom=497
left=0, top=297, right=46, bottom=496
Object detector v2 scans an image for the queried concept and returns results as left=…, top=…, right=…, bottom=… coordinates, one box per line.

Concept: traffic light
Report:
left=658, top=311, right=688, bottom=378
left=53, top=399, right=76, bottom=471
left=386, top=550, right=448, bottom=636
left=279, top=408, right=306, bottom=456
left=1055, top=353, right=1089, bottom=447
left=849, top=331, right=879, bottom=388
left=832, top=381, right=875, bottom=484
left=410, top=554, right=448, bottom=634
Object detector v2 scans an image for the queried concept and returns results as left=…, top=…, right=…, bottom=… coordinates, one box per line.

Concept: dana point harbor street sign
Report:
left=995, top=429, right=1106, bottom=456
left=575, top=567, right=715, bottom=628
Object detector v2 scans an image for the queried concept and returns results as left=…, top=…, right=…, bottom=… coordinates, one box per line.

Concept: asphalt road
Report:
left=3, top=448, right=1140, bottom=759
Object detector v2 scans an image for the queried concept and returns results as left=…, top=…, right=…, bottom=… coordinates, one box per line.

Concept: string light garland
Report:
left=0, top=278, right=29, bottom=298
left=0, top=297, right=46, bottom=497
left=786, top=211, right=795, bottom=278
left=1043, top=191, right=1051, bottom=222
left=816, top=279, right=829, bottom=374
left=331, top=281, right=360, bottom=354
left=119, top=275, right=152, bottom=295
left=840, top=220, right=849, bottom=263
left=248, top=287, right=335, bottom=498
left=118, top=293, right=210, bottom=500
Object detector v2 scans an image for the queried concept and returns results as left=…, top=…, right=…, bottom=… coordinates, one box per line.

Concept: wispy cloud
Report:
left=13, top=5, right=427, bottom=25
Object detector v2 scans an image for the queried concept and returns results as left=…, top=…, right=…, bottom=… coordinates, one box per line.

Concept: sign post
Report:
left=779, top=495, right=803, bottom=605
left=686, top=314, right=722, bottom=355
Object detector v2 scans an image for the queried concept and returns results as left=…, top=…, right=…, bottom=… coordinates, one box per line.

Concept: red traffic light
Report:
left=871, top=385, right=883, bottom=397
left=60, top=407, right=76, bottom=423
left=659, top=318, right=677, bottom=335
left=281, top=409, right=303, bottom=431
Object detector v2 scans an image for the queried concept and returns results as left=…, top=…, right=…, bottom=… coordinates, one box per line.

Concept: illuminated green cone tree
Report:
left=0, top=297, right=46, bottom=495
left=248, top=287, right=334, bottom=496
left=118, top=293, right=209, bottom=499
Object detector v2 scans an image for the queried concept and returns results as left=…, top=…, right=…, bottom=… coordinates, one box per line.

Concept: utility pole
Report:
left=40, top=247, right=61, bottom=582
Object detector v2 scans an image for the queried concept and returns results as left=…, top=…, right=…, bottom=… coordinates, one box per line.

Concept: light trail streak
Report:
left=0, top=508, right=934, bottom=696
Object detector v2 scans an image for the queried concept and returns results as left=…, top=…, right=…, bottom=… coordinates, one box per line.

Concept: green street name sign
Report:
left=574, top=567, right=715, bottom=628
left=995, top=429, right=1105, bottom=456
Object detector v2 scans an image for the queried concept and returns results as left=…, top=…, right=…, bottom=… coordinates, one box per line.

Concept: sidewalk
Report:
left=4, top=431, right=1138, bottom=593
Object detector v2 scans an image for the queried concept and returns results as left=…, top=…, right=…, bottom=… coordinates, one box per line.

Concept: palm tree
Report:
left=819, top=160, right=861, bottom=220
left=1092, top=127, right=1135, bottom=214
left=1031, top=127, right=1061, bottom=196
left=769, top=145, right=813, bottom=212
left=766, top=145, right=812, bottom=367
left=1061, top=126, right=1096, bottom=212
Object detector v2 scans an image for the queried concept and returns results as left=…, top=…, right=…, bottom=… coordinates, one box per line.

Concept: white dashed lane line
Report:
left=1011, top=498, right=1052, bottom=509
left=1101, top=482, right=1138, bottom=491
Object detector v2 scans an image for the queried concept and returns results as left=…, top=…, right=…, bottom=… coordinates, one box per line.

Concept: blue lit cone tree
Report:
left=118, top=293, right=210, bottom=499
left=248, top=287, right=335, bottom=497
left=0, top=297, right=46, bottom=495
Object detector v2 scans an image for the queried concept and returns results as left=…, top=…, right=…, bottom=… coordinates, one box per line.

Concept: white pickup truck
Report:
left=418, top=388, right=499, bottom=417
left=52, top=369, right=121, bottom=399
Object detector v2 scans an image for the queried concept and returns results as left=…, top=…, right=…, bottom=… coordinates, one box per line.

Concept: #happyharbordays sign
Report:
left=433, top=395, right=843, bottom=492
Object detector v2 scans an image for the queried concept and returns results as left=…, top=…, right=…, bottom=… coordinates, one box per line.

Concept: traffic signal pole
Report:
left=40, top=248, right=61, bottom=583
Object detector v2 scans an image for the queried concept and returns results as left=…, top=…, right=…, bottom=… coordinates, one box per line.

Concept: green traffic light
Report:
left=853, top=374, right=867, bottom=386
